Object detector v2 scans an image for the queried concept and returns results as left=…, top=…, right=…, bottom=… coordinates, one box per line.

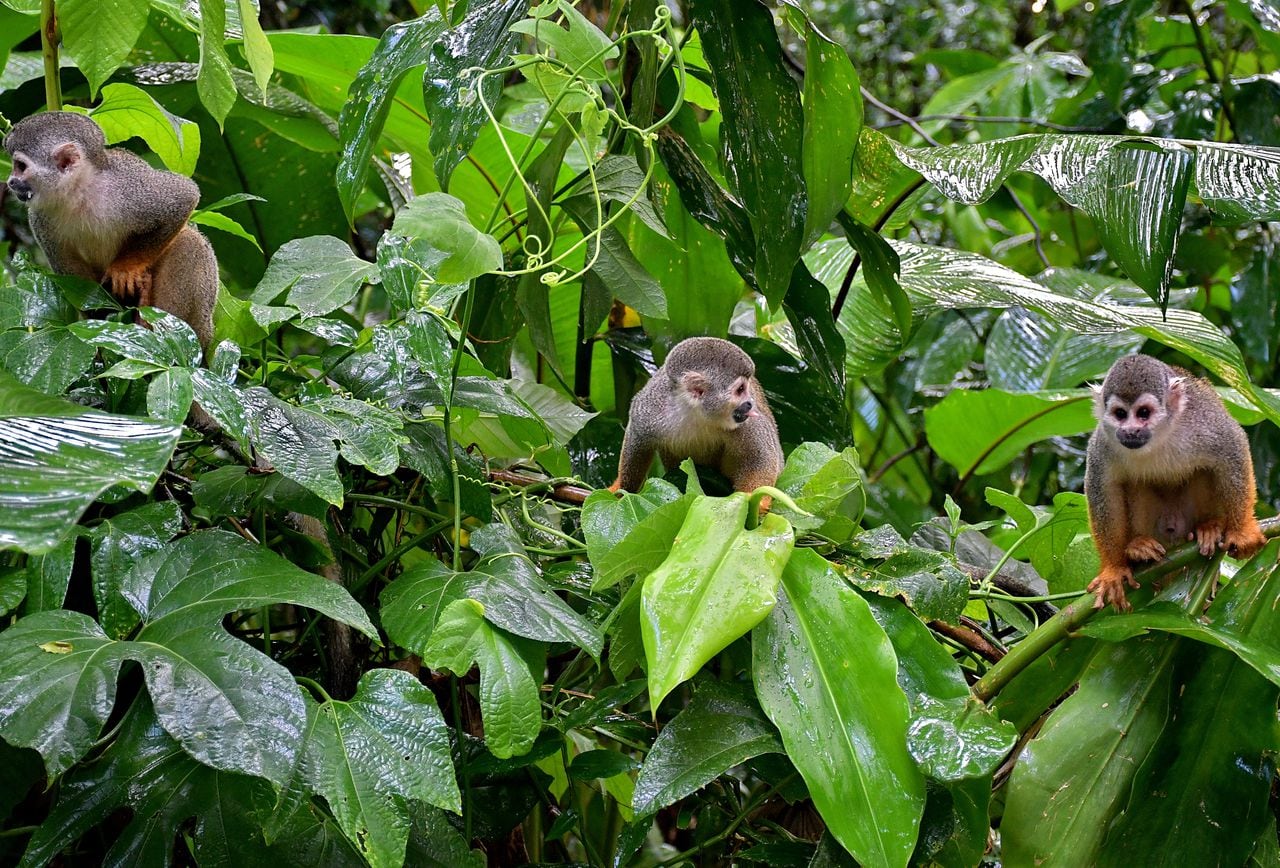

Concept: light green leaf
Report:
left=92, top=84, right=201, bottom=175
left=236, top=0, right=274, bottom=96
left=391, top=193, right=503, bottom=284
left=57, top=0, right=147, bottom=95
left=196, top=0, right=237, bottom=125
left=925, top=389, right=1094, bottom=478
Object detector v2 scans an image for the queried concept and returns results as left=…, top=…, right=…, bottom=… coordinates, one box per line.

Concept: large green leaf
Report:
left=808, top=242, right=1280, bottom=424
left=689, top=0, right=806, bottom=304
left=57, top=0, right=147, bottom=95
left=1093, top=546, right=1280, bottom=864
left=88, top=500, right=183, bottom=640
left=18, top=697, right=323, bottom=868
left=924, top=389, right=1094, bottom=478
left=424, top=0, right=529, bottom=187
left=753, top=549, right=926, bottom=868
left=335, top=14, right=443, bottom=221
left=632, top=681, right=783, bottom=816
left=249, top=235, right=379, bottom=318
left=1001, top=624, right=1189, bottom=864
left=642, top=494, right=794, bottom=711
left=92, top=83, right=202, bottom=175
left=391, top=193, right=504, bottom=283
left=0, top=372, right=181, bottom=553
left=0, top=530, right=377, bottom=781
left=422, top=598, right=542, bottom=758
left=580, top=479, right=682, bottom=570
left=297, top=669, right=460, bottom=868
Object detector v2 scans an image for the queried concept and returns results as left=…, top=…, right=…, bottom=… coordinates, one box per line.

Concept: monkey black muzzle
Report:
left=1117, top=429, right=1150, bottom=450
left=732, top=400, right=755, bottom=425
left=7, top=180, right=32, bottom=202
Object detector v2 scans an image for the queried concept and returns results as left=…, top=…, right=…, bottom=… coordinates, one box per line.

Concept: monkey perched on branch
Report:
left=4, top=111, right=217, bottom=350
left=612, top=337, right=783, bottom=500
left=1085, top=354, right=1267, bottom=611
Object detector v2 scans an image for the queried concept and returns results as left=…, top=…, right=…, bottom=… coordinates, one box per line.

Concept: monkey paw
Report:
left=105, top=264, right=153, bottom=307
left=1193, top=519, right=1226, bottom=557
left=1124, top=535, right=1165, bottom=563
left=1224, top=523, right=1267, bottom=561
left=607, top=479, right=623, bottom=496
left=1088, top=566, right=1139, bottom=612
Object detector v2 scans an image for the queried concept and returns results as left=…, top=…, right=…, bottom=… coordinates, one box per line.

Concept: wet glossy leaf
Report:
left=392, top=193, right=504, bottom=283
left=422, top=598, right=542, bottom=758
left=1002, top=630, right=1185, bottom=865
left=642, top=494, right=794, bottom=711
left=906, top=695, right=1017, bottom=782
left=378, top=235, right=469, bottom=315
left=782, top=2, right=861, bottom=246
left=564, top=154, right=668, bottom=238
left=298, top=669, right=460, bottom=868
left=842, top=546, right=969, bottom=623
left=0, top=327, right=95, bottom=395
left=753, top=548, right=925, bottom=868
left=808, top=241, right=1280, bottom=423
left=690, top=0, right=806, bottom=304
left=633, top=682, right=782, bottom=816
left=335, top=14, right=443, bottom=221
left=250, top=235, right=379, bottom=318
left=1095, top=545, right=1280, bottom=864
left=581, top=479, right=682, bottom=569
left=21, top=537, right=75, bottom=614
left=774, top=442, right=865, bottom=538
left=424, top=0, right=529, bottom=186
left=242, top=387, right=344, bottom=506
left=591, top=493, right=694, bottom=591
left=925, top=389, right=1094, bottom=478
left=0, top=373, right=181, bottom=553
left=510, top=1, right=617, bottom=81
left=88, top=500, right=183, bottom=639
left=19, top=697, right=283, bottom=868
left=563, top=199, right=668, bottom=318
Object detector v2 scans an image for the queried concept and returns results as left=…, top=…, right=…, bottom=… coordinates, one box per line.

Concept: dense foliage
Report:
left=2, top=0, right=1280, bottom=865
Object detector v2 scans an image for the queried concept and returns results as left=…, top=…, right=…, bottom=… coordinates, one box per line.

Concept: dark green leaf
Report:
left=249, top=236, right=379, bottom=318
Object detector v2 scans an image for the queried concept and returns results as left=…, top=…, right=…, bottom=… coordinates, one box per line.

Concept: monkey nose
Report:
left=732, top=401, right=755, bottom=424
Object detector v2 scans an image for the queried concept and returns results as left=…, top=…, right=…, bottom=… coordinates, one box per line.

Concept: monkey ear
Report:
left=1167, top=377, right=1186, bottom=412
left=52, top=142, right=81, bottom=172
left=680, top=371, right=708, bottom=399
left=1087, top=381, right=1102, bottom=397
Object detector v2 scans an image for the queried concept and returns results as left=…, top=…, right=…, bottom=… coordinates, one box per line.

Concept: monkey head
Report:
left=665, top=337, right=760, bottom=431
left=4, top=112, right=107, bottom=205
left=1096, top=354, right=1185, bottom=451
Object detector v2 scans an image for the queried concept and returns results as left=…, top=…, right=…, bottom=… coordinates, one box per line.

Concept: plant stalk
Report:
left=40, top=0, right=61, bottom=111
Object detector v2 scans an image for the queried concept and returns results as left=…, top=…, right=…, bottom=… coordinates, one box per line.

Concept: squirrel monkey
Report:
left=1085, top=354, right=1267, bottom=611
left=4, top=111, right=217, bottom=350
left=611, top=337, right=783, bottom=500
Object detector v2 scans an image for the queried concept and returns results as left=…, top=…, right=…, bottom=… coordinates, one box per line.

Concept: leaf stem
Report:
left=40, top=0, right=60, bottom=111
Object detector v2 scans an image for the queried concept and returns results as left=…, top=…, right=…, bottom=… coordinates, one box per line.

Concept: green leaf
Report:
left=196, top=0, right=237, bottom=125
left=19, top=697, right=285, bottom=868
left=643, top=494, right=794, bottom=711
left=581, top=479, right=682, bottom=569
left=753, top=548, right=926, bottom=868
left=925, top=390, right=1094, bottom=478
left=564, top=154, right=668, bottom=238
left=562, top=198, right=668, bottom=318
left=392, top=193, right=504, bottom=283
left=91, top=83, right=202, bottom=175
left=0, top=373, right=181, bottom=553
left=250, top=235, right=379, bottom=318
left=236, top=0, right=274, bottom=96
left=906, top=695, right=1017, bottom=782
left=57, top=0, right=147, bottom=95
left=1002, top=630, right=1185, bottom=865
left=425, top=0, right=530, bottom=187
left=509, top=1, right=618, bottom=81
left=0, top=327, right=95, bottom=396
left=1094, top=547, right=1280, bottom=864
left=242, top=387, right=345, bottom=506
left=69, top=307, right=202, bottom=368
left=839, top=216, right=911, bottom=338
left=842, top=535, right=970, bottom=623
left=422, top=599, right=542, bottom=758
left=591, top=491, right=694, bottom=591
left=21, top=537, right=74, bottom=615
left=88, top=501, right=183, bottom=640
left=298, top=669, right=461, bottom=868
left=689, top=0, right=806, bottom=304
left=782, top=2, right=862, bottom=246
left=335, top=14, right=442, bottom=222
left=633, top=681, right=783, bottom=816
left=774, top=442, right=865, bottom=538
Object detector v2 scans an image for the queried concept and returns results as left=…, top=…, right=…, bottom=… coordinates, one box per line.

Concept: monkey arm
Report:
left=104, top=167, right=201, bottom=306
left=1201, top=437, right=1267, bottom=559
left=1085, top=441, right=1140, bottom=610
left=613, top=424, right=658, bottom=493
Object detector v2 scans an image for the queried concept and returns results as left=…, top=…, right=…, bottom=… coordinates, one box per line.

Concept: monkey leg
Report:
left=1124, top=535, right=1165, bottom=562
left=1087, top=563, right=1139, bottom=612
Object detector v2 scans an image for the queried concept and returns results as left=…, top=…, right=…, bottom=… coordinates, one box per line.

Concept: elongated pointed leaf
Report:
left=298, top=669, right=460, bottom=868
left=753, top=549, right=926, bottom=868
left=689, top=0, right=806, bottom=304
left=643, top=494, right=794, bottom=711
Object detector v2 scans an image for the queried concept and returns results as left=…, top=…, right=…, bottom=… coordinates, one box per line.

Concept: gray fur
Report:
left=616, top=337, right=783, bottom=493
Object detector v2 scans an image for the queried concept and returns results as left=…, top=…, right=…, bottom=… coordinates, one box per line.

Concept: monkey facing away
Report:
left=1085, top=354, right=1267, bottom=611
left=4, top=111, right=217, bottom=350
left=611, top=337, right=783, bottom=499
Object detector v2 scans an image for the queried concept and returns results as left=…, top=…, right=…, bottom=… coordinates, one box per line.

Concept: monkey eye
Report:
left=12, top=159, right=25, bottom=172
left=1136, top=407, right=1151, bottom=420
left=1113, top=408, right=1128, bottom=421
left=735, top=383, right=747, bottom=397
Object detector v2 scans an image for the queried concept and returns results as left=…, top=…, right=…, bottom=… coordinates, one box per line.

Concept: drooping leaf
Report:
left=196, top=0, right=237, bottom=126
left=642, top=494, right=794, bottom=711
left=92, top=83, right=202, bottom=175
left=57, top=0, right=147, bottom=95
left=753, top=548, right=926, bottom=868
left=250, top=235, right=379, bottom=318
left=391, top=193, right=504, bottom=284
